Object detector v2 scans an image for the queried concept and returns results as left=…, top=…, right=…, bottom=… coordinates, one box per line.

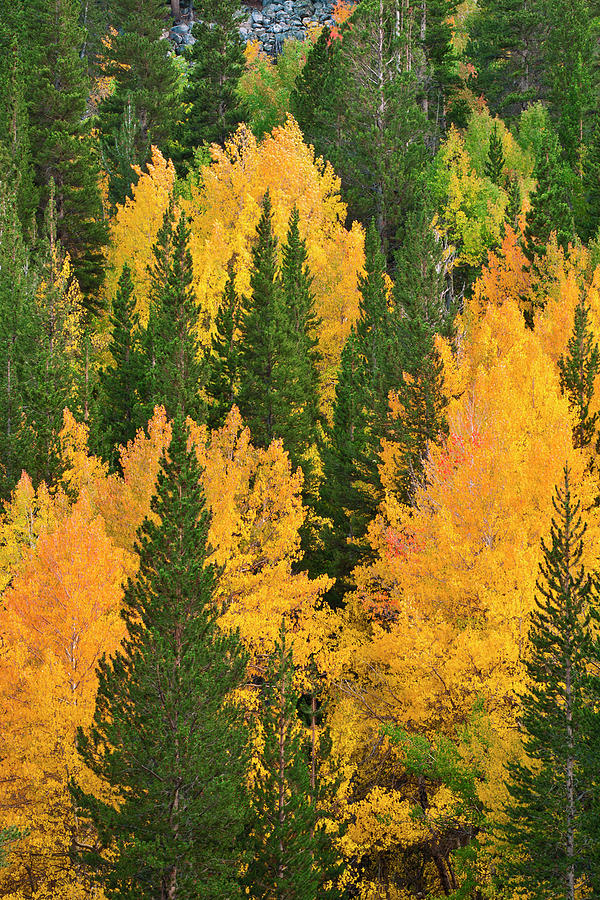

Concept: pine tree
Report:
left=236, top=192, right=283, bottom=448
left=578, top=116, right=600, bottom=243
left=293, top=1, right=428, bottom=259
left=99, top=0, right=179, bottom=205
left=467, top=0, right=545, bottom=123
left=389, top=206, right=450, bottom=505
left=25, top=0, right=107, bottom=300
left=94, top=265, right=142, bottom=470
left=205, top=265, right=240, bottom=430
left=316, top=328, right=371, bottom=602
left=0, top=29, right=37, bottom=237
left=497, top=469, right=600, bottom=900
left=139, top=205, right=205, bottom=425
left=558, top=296, right=600, bottom=451
left=73, top=415, right=251, bottom=899
left=0, top=182, right=38, bottom=498
left=244, top=623, right=340, bottom=899
left=484, top=123, right=506, bottom=185
left=506, top=175, right=522, bottom=229
left=316, top=223, right=396, bottom=599
left=183, top=0, right=244, bottom=159
left=524, top=133, right=575, bottom=263
left=276, top=206, right=322, bottom=478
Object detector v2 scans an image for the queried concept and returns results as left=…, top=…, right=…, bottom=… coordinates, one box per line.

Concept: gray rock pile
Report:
left=165, top=1, right=335, bottom=56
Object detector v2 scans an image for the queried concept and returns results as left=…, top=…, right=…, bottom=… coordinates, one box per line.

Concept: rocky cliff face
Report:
left=166, top=0, right=335, bottom=56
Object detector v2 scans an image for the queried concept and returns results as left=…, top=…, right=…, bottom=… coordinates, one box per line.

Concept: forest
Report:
left=1, top=0, right=600, bottom=897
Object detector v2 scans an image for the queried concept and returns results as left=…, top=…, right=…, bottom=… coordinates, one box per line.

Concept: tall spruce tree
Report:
left=93, top=265, right=142, bottom=470
left=205, top=265, right=240, bottom=430
left=389, top=205, right=450, bottom=505
left=484, top=123, right=506, bottom=185
left=558, top=296, right=600, bottom=451
left=316, top=223, right=395, bottom=598
left=25, top=0, right=107, bottom=300
left=467, top=0, right=546, bottom=123
left=244, top=623, right=340, bottom=899
left=236, top=192, right=283, bottom=448
left=276, top=206, right=322, bottom=479
left=524, top=132, right=575, bottom=263
left=73, top=416, right=250, bottom=899
left=0, top=182, right=39, bottom=498
left=183, top=0, right=244, bottom=159
left=139, top=205, right=205, bottom=425
left=497, top=469, right=600, bottom=900
left=99, top=0, right=179, bottom=205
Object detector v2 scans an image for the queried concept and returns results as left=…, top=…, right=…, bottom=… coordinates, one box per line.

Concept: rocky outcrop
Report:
left=166, top=1, right=335, bottom=56
left=239, top=0, right=335, bottom=55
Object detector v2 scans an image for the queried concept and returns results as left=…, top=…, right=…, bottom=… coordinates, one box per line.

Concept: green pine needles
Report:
left=73, top=416, right=251, bottom=899
left=497, top=468, right=600, bottom=900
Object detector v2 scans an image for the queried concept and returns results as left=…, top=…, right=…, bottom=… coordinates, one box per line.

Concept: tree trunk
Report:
left=171, top=0, right=181, bottom=20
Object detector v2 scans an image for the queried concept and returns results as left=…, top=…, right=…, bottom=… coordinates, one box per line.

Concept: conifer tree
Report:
left=205, top=266, right=240, bottom=430
left=73, top=415, right=251, bottom=899
left=497, top=469, right=600, bottom=900
left=484, top=123, right=506, bottom=185
left=25, top=0, right=107, bottom=300
left=94, top=265, right=142, bottom=470
left=0, top=30, right=36, bottom=237
left=276, top=206, right=322, bottom=478
left=100, top=0, right=179, bottom=204
left=0, top=182, right=38, bottom=498
left=244, top=624, right=340, bottom=899
left=236, top=192, right=283, bottom=448
left=578, top=116, right=600, bottom=243
left=524, top=133, right=575, bottom=263
left=558, top=296, right=600, bottom=451
left=316, top=223, right=395, bottom=597
left=389, top=206, right=450, bottom=504
left=506, top=176, right=522, bottom=229
left=183, top=0, right=244, bottom=158
left=467, top=0, right=545, bottom=122
left=140, top=205, right=205, bottom=424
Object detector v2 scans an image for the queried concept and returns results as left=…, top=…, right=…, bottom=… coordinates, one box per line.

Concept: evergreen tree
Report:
left=541, top=0, right=594, bottom=167
left=73, top=416, right=250, bottom=899
left=577, top=116, right=600, bottom=243
left=497, top=469, right=600, bottom=900
left=93, top=265, right=142, bottom=470
left=0, top=28, right=36, bottom=237
left=139, top=205, right=205, bottom=425
left=506, top=175, right=522, bottom=229
left=389, top=206, right=450, bottom=505
left=316, top=222, right=404, bottom=598
left=276, top=206, right=322, bottom=478
left=183, top=0, right=244, bottom=159
left=420, top=0, right=461, bottom=130
left=558, top=296, right=600, bottom=451
left=484, top=123, right=506, bottom=185
left=524, top=133, right=575, bottom=263
left=236, top=192, right=283, bottom=448
left=205, top=265, right=240, bottom=430
left=467, top=0, right=545, bottom=123
left=0, top=182, right=38, bottom=498
left=244, top=623, right=340, bottom=899
left=293, top=1, right=428, bottom=259
left=25, top=0, right=107, bottom=300
left=99, top=0, right=179, bottom=205
left=317, top=328, right=369, bottom=600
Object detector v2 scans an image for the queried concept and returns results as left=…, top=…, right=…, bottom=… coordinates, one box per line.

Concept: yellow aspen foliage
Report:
left=0, top=495, right=126, bottom=900
left=324, top=289, right=600, bottom=896
left=180, top=118, right=364, bottom=400
left=105, top=147, right=176, bottom=324
left=0, top=474, right=69, bottom=593
left=189, top=406, right=333, bottom=669
left=471, top=225, right=531, bottom=312
left=432, top=125, right=509, bottom=269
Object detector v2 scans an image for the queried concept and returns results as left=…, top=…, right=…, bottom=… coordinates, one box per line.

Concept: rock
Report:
left=170, top=22, right=189, bottom=35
